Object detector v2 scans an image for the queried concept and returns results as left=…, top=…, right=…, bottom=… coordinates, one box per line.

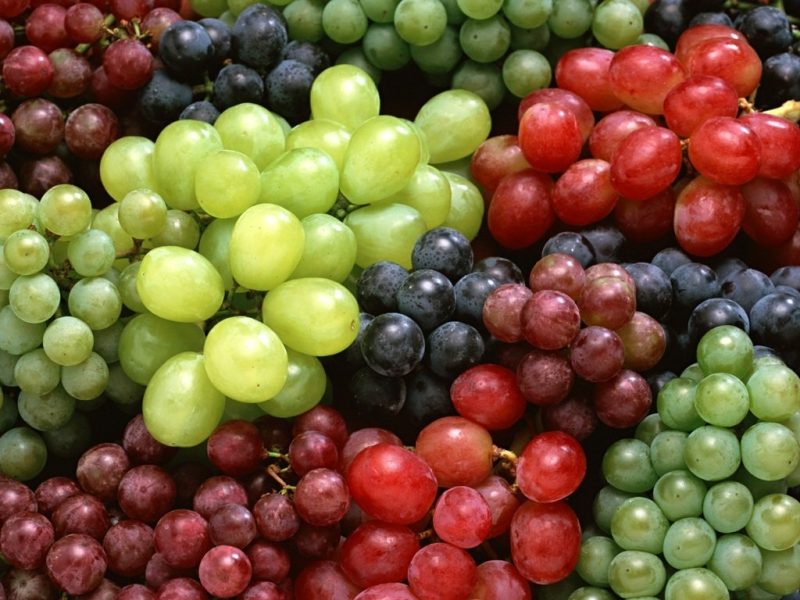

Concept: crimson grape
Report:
left=610, top=126, right=682, bottom=201
left=674, top=175, right=745, bottom=257
left=432, top=486, right=492, bottom=548
left=253, top=493, right=300, bottom=542
left=663, top=75, right=739, bottom=138
left=294, top=468, right=350, bottom=527
left=449, top=364, right=526, bottom=430
left=198, top=545, right=252, bottom=598
left=207, top=420, right=263, bottom=477
left=208, top=504, right=257, bottom=549
left=407, top=543, right=477, bottom=600
left=482, top=283, right=532, bottom=343
left=416, top=416, right=494, bottom=487
left=487, top=169, right=554, bottom=250
left=123, top=414, right=177, bottom=465
left=517, top=431, right=586, bottom=503
left=192, top=476, right=248, bottom=519
left=153, top=509, right=211, bottom=569
left=518, top=102, right=583, bottom=174
left=293, top=405, right=348, bottom=449
left=470, top=560, right=532, bottom=600
left=552, top=159, right=618, bottom=226
left=46, top=533, right=107, bottom=596
left=294, top=561, right=361, bottom=600
left=245, top=540, right=290, bottom=583
left=339, top=520, right=419, bottom=588
left=540, top=392, right=599, bottom=441
left=608, top=44, right=686, bottom=115
left=473, top=475, right=519, bottom=538
left=102, top=39, right=153, bottom=90
left=516, top=349, right=574, bottom=406
left=288, top=431, right=339, bottom=476
left=555, top=47, right=622, bottom=112
left=521, top=290, right=581, bottom=350
left=517, top=88, right=594, bottom=141
left=0, top=479, right=37, bottom=523
left=2, top=46, right=53, bottom=97
left=0, top=511, right=54, bottom=569
left=34, top=476, right=79, bottom=516
left=339, top=427, right=402, bottom=474
left=103, top=520, right=154, bottom=578
left=52, top=493, right=110, bottom=540
left=118, top=464, right=176, bottom=523
left=593, top=369, right=652, bottom=428
left=589, top=110, right=657, bottom=162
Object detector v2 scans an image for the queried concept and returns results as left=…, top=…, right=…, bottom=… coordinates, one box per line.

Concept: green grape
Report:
left=93, top=320, right=123, bottom=364
left=0, top=248, right=17, bottom=290
left=285, top=119, right=351, bottom=171
left=203, top=316, right=288, bottom=403
left=684, top=425, right=741, bottom=482
left=607, top=550, right=666, bottom=598
left=261, top=277, right=359, bottom=356
left=9, top=273, right=60, bottom=324
left=456, top=0, right=501, bottom=18
left=214, top=103, right=285, bottom=171
left=627, top=0, right=647, bottom=12
left=576, top=535, right=621, bottom=587
left=310, top=65, right=381, bottom=131
left=451, top=60, right=506, bottom=111
left=258, top=347, right=327, bottom=418
left=635, top=413, right=666, bottom=446
left=395, top=0, right=447, bottom=45
left=13, top=348, right=60, bottom=395
left=383, top=164, right=452, bottom=229
left=362, top=23, right=412, bottom=71
left=191, top=0, right=227, bottom=16
left=752, top=352, right=785, bottom=370
left=592, top=0, right=643, bottom=50
left=502, top=49, right=551, bottom=97
left=566, top=587, right=615, bottom=600
left=758, top=545, right=800, bottom=596
left=662, top=517, right=717, bottom=569
left=118, top=262, right=147, bottom=313
left=222, top=397, right=264, bottom=422
left=637, top=32, right=669, bottom=49
left=0, top=189, right=38, bottom=241
left=322, top=0, right=368, bottom=44
left=406, top=119, right=431, bottom=165
left=602, top=438, right=658, bottom=493
left=0, top=305, right=45, bottom=355
left=745, top=493, right=800, bottom=551
left=416, top=90, right=491, bottom=164
left=548, top=0, right=593, bottom=38
left=42, top=412, right=91, bottom=459
left=153, top=119, right=224, bottom=211
left=3, top=229, right=50, bottom=276
left=118, top=189, right=168, bottom=240
left=657, top=377, right=703, bottom=431
left=99, top=136, right=157, bottom=202
left=67, top=229, right=116, bottom=277
left=697, top=325, right=754, bottom=380
left=0, top=288, right=6, bottom=308
left=227, top=0, right=258, bottom=16
left=664, top=568, right=729, bottom=600
left=502, top=0, right=550, bottom=28
left=197, top=218, right=235, bottom=292
left=650, top=430, right=687, bottom=475
left=105, top=363, right=145, bottom=409
left=42, top=316, right=94, bottom=367
left=707, top=533, right=763, bottom=592
left=694, top=372, right=750, bottom=427
left=459, top=16, right=511, bottom=63
left=136, top=246, right=224, bottom=322
left=510, top=22, right=550, bottom=50
left=284, top=0, right=325, bottom=42
left=0, top=395, right=18, bottom=434
left=259, top=148, right=339, bottom=219
left=290, top=214, right=357, bottom=282
left=409, top=26, right=463, bottom=74
left=610, top=497, right=669, bottom=554
left=681, top=362, right=705, bottom=383
left=142, top=351, right=225, bottom=447
left=593, top=485, right=635, bottom=533
left=18, top=385, right=75, bottom=431
left=441, top=171, right=484, bottom=239
left=747, top=364, right=800, bottom=422
left=39, top=184, right=92, bottom=237
left=0, top=426, right=47, bottom=481
left=0, top=349, right=16, bottom=385
left=653, top=469, right=707, bottom=521
left=147, top=209, right=200, bottom=250
left=336, top=47, right=382, bottom=84
left=340, top=116, right=420, bottom=205
left=359, top=0, right=400, bottom=21
left=92, top=204, right=135, bottom=263
left=344, top=203, right=427, bottom=268
left=437, top=0, right=464, bottom=24
left=195, top=149, right=261, bottom=219
left=68, top=277, right=123, bottom=331
left=61, top=352, right=109, bottom=401
left=741, top=422, right=800, bottom=481
left=229, top=204, right=304, bottom=291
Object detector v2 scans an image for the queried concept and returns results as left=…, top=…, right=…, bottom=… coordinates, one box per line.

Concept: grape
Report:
left=258, top=347, right=326, bottom=418
left=198, top=545, right=252, bottom=598
left=518, top=102, right=582, bottom=174
left=103, top=520, right=155, bottom=578
left=42, top=316, right=94, bottom=367
left=207, top=420, right=262, bottom=477
left=354, top=582, right=419, bottom=600
left=547, top=0, right=592, bottom=38
left=611, top=497, right=669, bottom=554
left=588, top=110, right=656, bottom=163
left=576, top=536, right=620, bottom=588
left=592, top=0, right=644, bottom=50
left=416, top=416, right=493, bottom=487
left=664, top=567, right=729, bottom=600
left=689, top=117, right=761, bottom=186
left=45, top=533, right=107, bottom=595
left=740, top=422, right=800, bottom=482
left=757, top=545, right=800, bottom=595
left=68, top=278, right=123, bottom=331
left=9, top=273, right=61, bottom=324
left=408, top=543, right=477, bottom=600
left=2, top=46, right=54, bottom=97
left=555, top=48, right=621, bottom=112
left=745, top=493, right=800, bottom=552
left=432, top=486, right=491, bottom=549
left=706, top=533, right=762, bottom=591
left=441, top=171, right=484, bottom=240
left=602, top=438, right=657, bottom=493
left=694, top=372, right=749, bottom=427
left=607, top=550, right=665, bottom=598
left=609, top=126, right=682, bottom=201
left=739, top=113, right=800, bottom=180
left=684, top=425, right=741, bottom=482
left=117, top=465, right=176, bottom=523
left=653, top=469, right=707, bottom=522
left=18, top=386, right=75, bottom=431
left=339, top=521, right=419, bottom=588
left=662, top=517, right=716, bottom=569
left=747, top=364, right=800, bottom=422
left=488, top=169, right=554, bottom=250
left=67, top=229, right=116, bottom=278
left=540, top=392, right=598, bottom=441
left=99, top=137, right=157, bottom=202
left=685, top=37, right=762, bottom=98
left=294, top=468, right=350, bottom=527
left=473, top=475, right=519, bottom=539
left=51, top=492, right=109, bottom=540
left=517, top=431, right=585, bottom=503
left=0, top=511, right=54, bottom=570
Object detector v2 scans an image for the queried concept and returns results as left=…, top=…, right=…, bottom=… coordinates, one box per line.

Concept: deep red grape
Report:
left=0, top=511, right=54, bottom=569
left=47, top=48, right=92, bottom=98
left=432, top=486, right=492, bottom=548
left=415, top=416, right=494, bottom=487
left=192, top=476, right=248, bottom=519
left=3, top=46, right=54, bottom=97
left=123, top=414, right=178, bottom=465
left=118, top=583, right=156, bottom=600
left=155, top=577, right=208, bottom=600
left=482, top=283, right=532, bottom=343
left=103, top=519, right=154, bottom=578
left=663, top=75, right=739, bottom=138
left=294, top=468, right=350, bottom=527
left=614, top=187, right=676, bottom=244
left=64, top=2, right=104, bottom=42
left=339, top=520, right=419, bottom=588
left=0, top=479, right=37, bottom=524
left=145, top=552, right=192, bottom=590
left=240, top=581, right=288, bottom=600
left=208, top=503, right=257, bottom=548
left=292, top=522, right=340, bottom=559
left=588, top=110, right=656, bottom=163
left=340, top=427, right=402, bottom=474
left=473, top=475, right=519, bottom=538
left=288, top=431, right=339, bottom=477
left=207, top=420, right=263, bottom=477
left=253, top=493, right=300, bottom=542
left=293, top=405, right=348, bottom=449
left=517, top=88, right=594, bottom=141
left=354, top=583, right=416, bottom=600
left=450, top=364, right=526, bottom=430
left=34, top=476, right=79, bottom=516
left=76, top=443, right=130, bottom=502
left=64, top=103, right=119, bottom=160
left=608, top=44, right=686, bottom=115
left=294, top=560, right=361, bottom=600
left=516, top=431, right=586, bottom=503
left=578, top=276, right=636, bottom=330
left=487, top=169, right=554, bottom=250
left=610, top=126, right=682, bottom=201
left=516, top=349, right=574, bottom=406
left=245, top=540, right=290, bottom=583
left=540, top=392, right=598, bottom=441
left=521, top=290, right=581, bottom=350
left=153, top=509, right=211, bottom=569
left=407, top=543, right=477, bottom=600
left=569, top=325, right=625, bottom=382
left=46, top=533, right=108, bottom=596
left=198, top=545, right=252, bottom=598
left=593, top=369, right=652, bottom=428
left=11, top=98, right=64, bottom=155
left=25, top=3, right=69, bottom=53
left=118, top=465, right=176, bottom=523
left=102, top=39, right=153, bottom=90
left=518, top=103, right=583, bottom=174
left=52, top=493, right=110, bottom=540
left=0, top=113, right=14, bottom=156
left=552, top=158, right=617, bottom=226
left=739, top=112, right=800, bottom=180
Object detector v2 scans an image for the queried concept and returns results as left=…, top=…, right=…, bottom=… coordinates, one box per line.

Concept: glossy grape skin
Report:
left=449, top=363, right=525, bottom=430
left=470, top=135, right=531, bottom=195
left=555, top=47, right=622, bottom=112
left=552, top=159, right=618, bottom=227
left=611, top=497, right=669, bottom=554
left=741, top=422, right=800, bottom=482
left=610, top=126, right=682, bottom=201
left=689, top=117, right=761, bottom=186
left=607, top=550, right=666, bottom=598
left=616, top=187, right=676, bottom=243
left=46, top=533, right=107, bottom=596
left=518, top=102, right=582, bottom=173
left=602, top=438, right=657, bottom=494
left=517, top=87, right=595, bottom=142
left=521, top=290, right=580, bottom=350
left=685, top=36, right=762, bottom=98
left=416, top=416, right=494, bottom=487
left=516, top=431, right=586, bottom=503
left=407, top=542, right=477, bottom=600
left=487, top=169, right=554, bottom=250
left=470, top=560, right=531, bottom=599
left=608, top=44, right=686, bottom=115
left=339, top=520, right=418, bottom=588
left=103, top=520, right=155, bottom=578
left=684, top=426, right=741, bottom=482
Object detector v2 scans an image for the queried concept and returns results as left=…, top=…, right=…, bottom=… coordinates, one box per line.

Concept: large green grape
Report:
left=310, top=64, right=380, bottom=131
left=195, top=149, right=261, bottom=218
left=258, top=348, right=327, bottom=418
left=214, top=103, right=286, bottom=171
left=707, top=533, right=763, bottom=592
left=259, top=148, right=340, bottom=219
left=344, top=202, right=427, bottom=269
left=99, top=136, right=158, bottom=202
left=414, top=90, right=491, bottom=164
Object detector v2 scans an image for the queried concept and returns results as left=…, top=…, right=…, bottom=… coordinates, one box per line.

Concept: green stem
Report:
left=765, top=100, right=800, bottom=122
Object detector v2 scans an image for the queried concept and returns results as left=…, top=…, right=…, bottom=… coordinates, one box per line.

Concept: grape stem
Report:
left=266, top=464, right=295, bottom=493
left=417, top=529, right=435, bottom=541
left=492, top=446, right=517, bottom=464
left=765, top=99, right=800, bottom=122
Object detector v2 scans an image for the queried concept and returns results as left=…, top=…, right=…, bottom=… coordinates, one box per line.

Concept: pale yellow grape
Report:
left=285, top=119, right=351, bottom=170
left=310, top=64, right=380, bottom=131
left=9, top=274, right=60, bottom=324
left=340, top=115, right=420, bottom=205
left=198, top=217, right=236, bottom=291
left=406, top=119, right=431, bottom=165
left=442, top=171, right=485, bottom=239
left=119, top=313, right=206, bottom=385
left=67, top=229, right=116, bottom=277
left=290, top=214, right=357, bottom=282
left=195, top=149, right=261, bottom=218
left=0, top=190, right=38, bottom=241
left=118, top=262, right=147, bottom=313
left=203, top=316, right=288, bottom=403
left=383, top=164, right=452, bottom=228
left=93, top=204, right=136, bottom=263
left=229, top=204, right=304, bottom=291
left=39, top=184, right=92, bottom=237
left=100, top=136, right=158, bottom=202
left=147, top=209, right=201, bottom=250
left=153, top=120, right=224, bottom=211
left=67, top=277, right=123, bottom=331
left=3, top=230, right=50, bottom=276
left=261, top=277, right=359, bottom=356
left=61, top=352, right=109, bottom=401
left=214, top=103, right=286, bottom=170
left=0, top=247, right=18, bottom=290
left=259, top=348, right=326, bottom=418
left=344, top=202, right=427, bottom=268
left=136, top=246, right=224, bottom=323
left=259, top=148, right=339, bottom=218
left=142, top=351, right=225, bottom=447
left=42, top=316, right=94, bottom=367
left=414, top=89, right=491, bottom=163
left=119, top=189, right=168, bottom=240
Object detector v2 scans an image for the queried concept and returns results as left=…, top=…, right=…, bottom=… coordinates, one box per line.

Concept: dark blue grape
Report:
left=625, top=262, right=672, bottom=321
left=770, top=266, right=800, bottom=292
left=471, top=256, right=524, bottom=285
left=211, top=63, right=264, bottom=110
left=720, top=268, right=774, bottom=313
left=138, top=70, right=192, bottom=124
left=426, top=321, right=485, bottom=380
left=400, top=368, right=456, bottom=430
left=348, top=367, right=406, bottom=421
left=179, top=100, right=220, bottom=124
left=582, top=224, right=626, bottom=264
left=281, top=40, right=331, bottom=76
left=687, top=298, right=749, bottom=345
left=756, top=52, right=800, bottom=110
left=688, top=11, right=732, bottom=27
left=159, top=21, right=215, bottom=82
left=670, top=262, right=720, bottom=314
left=711, top=256, right=746, bottom=281
left=199, top=18, right=233, bottom=73
left=644, top=0, right=692, bottom=48
left=735, top=6, right=793, bottom=59
left=264, top=59, right=315, bottom=123
left=651, top=246, right=692, bottom=276
left=453, top=272, right=500, bottom=325
left=541, top=231, right=595, bottom=268
left=775, top=285, right=800, bottom=299
left=749, top=292, right=800, bottom=350
left=232, top=4, right=288, bottom=72
left=411, top=227, right=474, bottom=283
left=360, top=312, right=425, bottom=377
left=396, top=269, right=455, bottom=332
left=356, top=261, right=408, bottom=315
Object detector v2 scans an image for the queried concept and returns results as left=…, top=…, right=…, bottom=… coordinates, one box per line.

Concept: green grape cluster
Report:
left=568, top=326, right=800, bottom=600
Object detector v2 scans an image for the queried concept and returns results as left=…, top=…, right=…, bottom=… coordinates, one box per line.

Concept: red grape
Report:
left=0, top=0, right=30, bottom=18
left=2, top=46, right=55, bottom=97
left=578, top=276, right=636, bottom=330
left=473, top=475, right=520, bottom=538
left=685, top=36, right=762, bottom=97
left=432, top=486, right=492, bottom=548
left=521, top=290, right=581, bottom=350
left=663, top=75, right=739, bottom=138
left=540, top=392, right=598, bottom=441
left=517, top=88, right=594, bottom=141
left=52, top=493, right=110, bottom=540
left=245, top=540, right=290, bottom=583
left=208, top=504, right=257, bottom=549
left=288, top=431, right=339, bottom=476
left=552, top=158, right=618, bottom=226
left=516, top=349, right=574, bottom=406
left=450, top=364, right=526, bottom=430
left=156, top=577, right=208, bottom=600
left=34, top=476, right=79, bottom=516
left=103, top=520, right=154, bottom=578
left=528, top=253, right=586, bottom=300
left=76, top=443, right=130, bottom=502
left=294, top=468, right=350, bottom=526
left=482, top=283, right=533, bottom=343
left=253, top=493, right=300, bottom=542
left=207, top=420, right=263, bottom=477
left=516, top=431, right=586, bottom=503
left=487, top=169, right=554, bottom=250
left=0, top=479, right=37, bottom=524
left=608, top=44, right=686, bottom=115
left=470, top=560, right=532, bottom=600
left=739, top=112, right=800, bottom=180
left=198, top=545, right=252, bottom=598
left=192, top=476, right=248, bottom=520
left=354, top=583, right=417, bottom=600
left=294, top=560, right=361, bottom=600
left=110, top=0, right=153, bottom=19
left=609, top=126, right=682, bottom=201
left=118, top=464, right=176, bottom=523
left=292, top=521, right=340, bottom=559
left=674, top=23, right=747, bottom=65
left=46, top=533, right=108, bottom=596
left=48, top=48, right=92, bottom=98
left=145, top=552, right=191, bottom=589
left=555, top=47, right=622, bottom=112
left=0, top=511, right=54, bottom=570
left=64, top=103, right=119, bottom=160
left=65, top=2, right=104, bottom=42
left=588, top=110, right=656, bottom=162
left=339, top=520, right=420, bottom=588
left=593, top=369, right=652, bottom=428
left=585, top=263, right=635, bottom=289
left=25, top=3, right=69, bottom=53
left=119, top=584, right=156, bottom=600
left=688, top=116, right=761, bottom=186
left=102, top=39, right=153, bottom=90
left=407, top=543, right=477, bottom=600
left=340, top=427, right=402, bottom=474
left=11, top=98, right=64, bottom=155
left=141, top=7, right=181, bottom=52
left=153, top=509, right=211, bottom=569
left=170, top=462, right=212, bottom=508
left=740, top=177, right=800, bottom=246
left=470, top=135, right=531, bottom=195
left=614, top=187, right=676, bottom=244
left=293, top=405, right=348, bottom=449
left=123, top=414, right=177, bottom=465
left=518, top=102, right=583, bottom=174
left=415, top=416, right=494, bottom=487
left=240, top=581, right=288, bottom=600
left=569, top=325, right=625, bottom=383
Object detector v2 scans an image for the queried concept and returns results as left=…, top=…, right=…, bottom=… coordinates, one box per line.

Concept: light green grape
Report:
left=697, top=324, right=754, bottom=380
left=510, top=22, right=551, bottom=50
left=118, top=261, right=147, bottom=313
left=650, top=430, right=687, bottom=475
left=747, top=364, right=800, bottom=422
left=694, top=372, right=750, bottom=427
left=142, top=351, right=225, bottom=447
left=741, top=422, right=800, bottom=481
left=261, top=277, right=359, bottom=356
left=758, top=545, right=800, bottom=596
left=13, top=348, right=60, bottom=395
left=459, top=16, right=511, bottom=63
left=592, top=485, right=635, bottom=534
left=8, top=273, right=60, bottom=324
left=0, top=426, right=47, bottom=481
left=684, top=425, right=741, bottom=482
left=195, top=149, right=261, bottom=219
left=92, top=319, right=124, bottom=364
left=198, top=218, right=236, bottom=292
left=410, top=26, right=463, bottom=74
left=745, top=493, right=800, bottom=551
left=105, top=363, right=145, bottom=409
left=607, top=550, right=666, bottom=598
left=61, top=352, right=109, bottom=401
left=92, top=204, right=135, bottom=263
left=592, top=0, right=643, bottom=49
left=441, top=172, right=485, bottom=240
left=259, top=148, right=339, bottom=218
left=0, top=248, right=17, bottom=290
left=576, top=535, right=621, bottom=587
left=290, top=214, right=357, bottom=282
left=363, top=23, right=411, bottom=70
left=229, top=203, right=305, bottom=291
left=665, top=568, right=729, bottom=600
left=0, top=305, right=46, bottom=355
left=502, top=0, right=551, bottom=28
left=610, top=497, right=669, bottom=554
left=17, top=385, right=75, bottom=432
left=502, top=49, right=551, bottom=97
left=637, top=32, right=669, bottom=49
left=415, top=90, right=491, bottom=164
left=147, top=209, right=200, bottom=250
left=635, top=413, right=666, bottom=446
left=258, top=347, right=327, bottom=417
left=456, top=0, right=501, bottom=18
left=662, top=517, right=717, bottom=569
left=359, top=0, right=400, bottom=21
left=67, top=229, right=116, bottom=277
left=681, top=362, right=705, bottom=383
left=395, top=0, right=447, bottom=45
left=39, top=184, right=92, bottom=237
left=322, top=0, right=368, bottom=44
left=192, top=0, right=227, bottom=16
left=118, top=189, right=168, bottom=240
left=451, top=60, right=506, bottom=111
left=68, top=277, right=123, bottom=331
left=0, top=189, right=38, bottom=241
left=566, top=588, right=615, bottom=600
left=203, top=316, right=288, bottom=403
left=3, top=229, right=49, bottom=276
left=310, top=65, right=380, bottom=131
left=652, top=469, right=706, bottom=521
left=99, top=136, right=158, bottom=202
left=215, top=103, right=286, bottom=171
left=344, top=203, right=427, bottom=268
left=657, top=376, right=703, bottom=431
left=384, top=164, right=452, bottom=229
left=284, top=0, right=325, bottom=41
left=136, top=246, right=224, bottom=322
left=707, top=533, right=763, bottom=591
left=602, top=438, right=658, bottom=493
left=42, top=316, right=94, bottom=367
left=336, top=46, right=382, bottom=84
left=285, top=119, right=351, bottom=170
left=547, top=0, right=594, bottom=38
